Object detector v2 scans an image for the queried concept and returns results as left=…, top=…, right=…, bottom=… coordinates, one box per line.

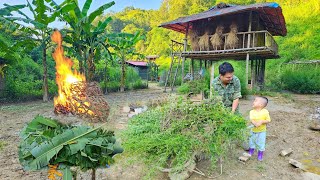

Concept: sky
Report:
left=0, top=0, right=163, bottom=28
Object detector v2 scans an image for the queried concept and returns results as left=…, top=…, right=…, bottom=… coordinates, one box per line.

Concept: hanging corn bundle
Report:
left=189, top=29, right=200, bottom=51
left=198, top=31, right=210, bottom=51
left=226, top=22, right=239, bottom=49
left=210, top=25, right=224, bottom=50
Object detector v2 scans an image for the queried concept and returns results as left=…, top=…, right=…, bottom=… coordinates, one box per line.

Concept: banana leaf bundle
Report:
left=18, top=115, right=123, bottom=179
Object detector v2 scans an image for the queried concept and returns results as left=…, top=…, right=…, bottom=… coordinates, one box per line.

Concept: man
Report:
left=212, top=62, right=242, bottom=113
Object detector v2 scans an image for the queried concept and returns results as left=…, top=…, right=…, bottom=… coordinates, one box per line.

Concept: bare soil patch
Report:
left=0, top=86, right=319, bottom=180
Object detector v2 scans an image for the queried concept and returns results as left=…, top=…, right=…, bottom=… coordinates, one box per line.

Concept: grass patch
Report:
left=0, top=141, right=7, bottom=151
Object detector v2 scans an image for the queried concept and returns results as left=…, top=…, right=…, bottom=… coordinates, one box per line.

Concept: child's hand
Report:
left=251, top=121, right=261, bottom=127
left=254, top=121, right=262, bottom=127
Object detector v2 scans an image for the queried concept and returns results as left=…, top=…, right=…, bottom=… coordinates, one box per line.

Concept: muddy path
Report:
left=0, top=85, right=319, bottom=180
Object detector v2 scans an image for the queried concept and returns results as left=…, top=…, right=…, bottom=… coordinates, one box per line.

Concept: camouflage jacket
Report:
left=212, top=75, right=242, bottom=111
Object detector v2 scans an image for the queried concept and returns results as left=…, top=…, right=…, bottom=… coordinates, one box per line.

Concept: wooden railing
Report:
left=190, top=30, right=278, bottom=54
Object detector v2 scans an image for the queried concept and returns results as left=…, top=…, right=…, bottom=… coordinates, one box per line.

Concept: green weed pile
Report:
left=122, top=96, right=247, bottom=175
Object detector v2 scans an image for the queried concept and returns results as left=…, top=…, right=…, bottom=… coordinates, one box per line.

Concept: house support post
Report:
left=182, top=23, right=189, bottom=84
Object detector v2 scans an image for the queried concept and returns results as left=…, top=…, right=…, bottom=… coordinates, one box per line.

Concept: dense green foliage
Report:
left=177, top=71, right=210, bottom=95
left=108, top=0, right=320, bottom=93
left=279, top=66, right=320, bottom=94
left=0, top=0, right=147, bottom=102
left=96, top=66, right=148, bottom=92
left=19, top=115, right=123, bottom=171
left=122, top=96, right=247, bottom=176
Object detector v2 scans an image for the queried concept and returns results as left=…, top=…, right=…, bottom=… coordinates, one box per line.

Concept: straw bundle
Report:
left=210, top=25, right=224, bottom=50
left=189, top=29, right=199, bottom=51
left=199, top=31, right=210, bottom=51
left=226, top=23, right=239, bottom=49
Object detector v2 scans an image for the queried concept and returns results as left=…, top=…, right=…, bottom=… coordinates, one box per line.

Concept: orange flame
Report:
left=51, top=30, right=85, bottom=108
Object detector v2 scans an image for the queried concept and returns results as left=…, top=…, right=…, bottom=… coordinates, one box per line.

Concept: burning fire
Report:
left=51, top=30, right=110, bottom=121
left=51, top=30, right=86, bottom=113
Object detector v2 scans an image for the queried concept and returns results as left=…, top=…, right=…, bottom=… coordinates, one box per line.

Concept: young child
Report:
left=248, top=96, right=271, bottom=161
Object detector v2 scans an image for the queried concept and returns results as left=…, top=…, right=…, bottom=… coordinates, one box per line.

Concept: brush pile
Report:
left=123, top=95, right=246, bottom=179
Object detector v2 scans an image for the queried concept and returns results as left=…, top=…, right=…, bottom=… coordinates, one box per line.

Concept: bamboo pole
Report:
left=171, top=55, right=182, bottom=91
left=164, top=41, right=174, bottom=92
left=251, top=59, right=255, bottom=89
left=246, top=11, right=252, bottom=89
left=210, top=64, right=215, bottom=99
left=191, top=59, right=194, bottom=80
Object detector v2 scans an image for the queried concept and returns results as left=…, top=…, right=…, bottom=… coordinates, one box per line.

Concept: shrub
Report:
left=280, top=67, right=320, bottom=94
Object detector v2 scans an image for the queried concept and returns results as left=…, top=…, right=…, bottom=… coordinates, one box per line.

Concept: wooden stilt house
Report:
left=160, top=2, right=287, bottom=91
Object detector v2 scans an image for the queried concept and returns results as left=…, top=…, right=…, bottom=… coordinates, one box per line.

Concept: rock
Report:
left=122, top=106, right=131, bottom=113
left=239, top=152, right=251, bottom=162
left=302, top=172, right=320, bottom=180
left=128, top=113, right=135, bottom=118
left=289, top=159, right=306, bottom=170
left=134, top=108, right=143, bottom=114
left=142, top=105, right=148, bottom=112
left=280, top=148, right=293, bottom=157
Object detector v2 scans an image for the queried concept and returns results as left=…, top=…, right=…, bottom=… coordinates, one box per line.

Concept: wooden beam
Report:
left=182, top=22, right=189, bottom=84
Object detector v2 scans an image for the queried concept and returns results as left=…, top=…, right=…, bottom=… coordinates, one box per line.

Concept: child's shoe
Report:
left=257, top=151, right=264, bottom=161
left=248, top=148, right=255, bottom=156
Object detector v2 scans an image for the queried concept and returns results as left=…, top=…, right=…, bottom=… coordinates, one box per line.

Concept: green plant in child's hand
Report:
left=19, top=115, right=123, bottom=180
left=122, top=95, right=247, bottom=178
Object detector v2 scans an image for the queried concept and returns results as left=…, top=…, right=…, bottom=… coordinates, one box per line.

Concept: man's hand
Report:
left=232, top=98, right=239, bottom=113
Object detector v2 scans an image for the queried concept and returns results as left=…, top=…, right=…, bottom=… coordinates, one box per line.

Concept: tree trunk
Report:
left=87, top=51, right=95, bottom=82
left=77, top=45, right=85, bottom=74
left=120, top=54, right=125, bottom=92
left=104, top=61, right=108, bottom=94
left=43, top=46, right=49, bottom=102
left=91, top=169, right=96, bottom=180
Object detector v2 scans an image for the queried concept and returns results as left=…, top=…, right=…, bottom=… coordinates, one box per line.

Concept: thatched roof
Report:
left=160, top=2, right=287, bottom=36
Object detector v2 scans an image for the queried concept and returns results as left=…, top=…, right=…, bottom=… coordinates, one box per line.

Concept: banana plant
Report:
left=0, top=4, right=27, bottom=62
left=107, top=31, right=145, bottom=92
left=0, top=0, right=74, bottom=102
left=50, top=0, right=115, bottom=81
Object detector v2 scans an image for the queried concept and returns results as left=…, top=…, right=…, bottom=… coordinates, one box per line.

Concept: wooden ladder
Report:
left=164, top=53, right=182, bottom=92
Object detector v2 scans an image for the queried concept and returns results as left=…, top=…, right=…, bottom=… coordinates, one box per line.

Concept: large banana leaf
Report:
left=22, top=115, right=60, bottom=135
left=5, top=16, right=47, bottom=29
left=0, top=4, right=26, bottom=16
left=32, top=0, right=48, bottom=23
left=87, top=1, right=115, bottom=24
left=0, top=33, right=20, bottom=61
left=93, top=16, right=112, bottom=34
left=81, top=0, right=93, bottom=17
left=63, top=166, right=72, bottom=180
left=28, top=125, right=103, bottom=170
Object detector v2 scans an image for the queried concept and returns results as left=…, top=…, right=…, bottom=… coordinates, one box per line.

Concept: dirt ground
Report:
left=0, top=83, right=319, bottom=180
